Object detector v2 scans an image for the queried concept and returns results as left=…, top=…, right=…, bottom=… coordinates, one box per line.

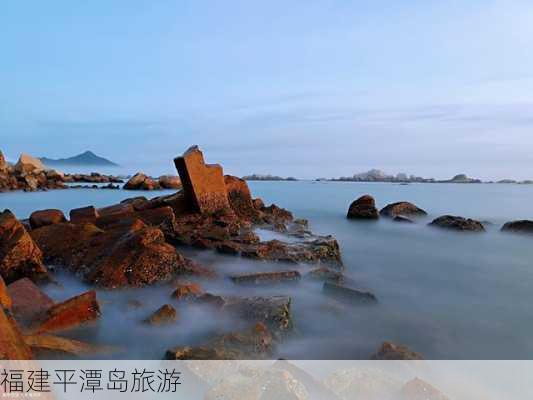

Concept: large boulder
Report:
left=347, top=195, right=379, bottom=219
left=124, top=172, right=160, bottom=190
left=174, top=145, right=230, bottom=214
left=14, top=153, right=44, bottom=174
left=0, top=210, right=48, bottom=284
left=501, top=220, right=533, bottom=235
left=429, top=215, right=485, bottom=232
left=29, top=209, right=67, bottom=229
left=379, top=201, right=427, bottom=218
left=158, top=175, right=181, bottom=189
left=70, top=205, right=99, bottom=224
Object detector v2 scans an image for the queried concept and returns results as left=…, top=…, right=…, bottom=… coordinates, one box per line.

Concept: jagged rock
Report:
left=7, top=278, right=54, bottom=325
left=347, top=195, right=379, bottom=219
left=29, top=209, right=67, bottom=229
left=171, top=282, right=203, bottom=301
left=174, top=145, right=230, bottom=214
left=124, top=172, right=160, bottom=190
left=501, top=220, right=533, bottom=235
left=323, top=282, right=377, bottom=304
left=165, top=322, right=273, bottom=360
left=429, top=215, right=485, bottom=232
left=0, top=276, right=11, bottom=310
left=0, top=210, right=48, bottom=284
left=33, top=291, right=100, bottom=334
left=224, top=175, right=260, bottom=221
left=371, top=341, right=423, bottom=360
left=14, top=153, right=44, bottom=174
left=380, top=201, right=427, bottom=218
left=401, top=378, right=449, bottom=400
left=69, top=205, right=99, bottom=224
left=230, top=271, right=301, bottom=285
left=158, top=175, right=181, bottom=189
left=143, top=304, right=177, bottom=325
left=0, top=305, right=33, bottom=359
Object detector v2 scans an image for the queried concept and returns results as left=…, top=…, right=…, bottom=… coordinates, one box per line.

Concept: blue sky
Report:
left=2, top=0, right=533, bottom=179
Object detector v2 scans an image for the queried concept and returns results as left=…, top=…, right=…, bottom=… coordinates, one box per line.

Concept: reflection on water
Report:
left=2, top=181, right=533, bottom=359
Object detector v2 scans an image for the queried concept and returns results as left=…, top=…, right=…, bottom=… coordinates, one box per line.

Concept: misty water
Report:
left=2, top=181, right=533, bottom=360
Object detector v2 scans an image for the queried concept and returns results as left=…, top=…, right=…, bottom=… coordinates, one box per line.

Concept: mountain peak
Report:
left=40, top=151, right=118, bottom=167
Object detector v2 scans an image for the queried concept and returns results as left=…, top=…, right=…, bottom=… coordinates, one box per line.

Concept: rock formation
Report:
left=347, top=195, right=379, bottom=219
left=380, top=201, right=427, bottom=218
left=29, top=209, right=67, bottom=229
left=429, top=215, right=485, bottom=232
left=371, top=341, right=423, bottom=360
left=501, top=220, right=533, bottom=235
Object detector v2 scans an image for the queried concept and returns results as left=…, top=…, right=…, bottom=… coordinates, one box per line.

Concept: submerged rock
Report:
left=0, top=210, right=48, bottom=284
left=371, top=341, right=424, bottom=360
left=401, top=378, right=449, bottom=400
left=347, top=195, right=379, bottom=219
left=429, top=215, right=485, bottom=232
left=501, top=220, right=533, bottom=235
left=171, top=282, right=204, bottom=301
left=380, top=201, right=427, bottom=218
left=29, top=209, right=67, bottom=229
left=230, top=271, right=301, bottom=285
left=143, top=304, right=177, bottom=325
left=322, top=282, right=377, bottom=304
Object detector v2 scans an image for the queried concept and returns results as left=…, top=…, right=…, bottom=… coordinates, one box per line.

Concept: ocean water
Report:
left=1, top=181, right=533, bottom=360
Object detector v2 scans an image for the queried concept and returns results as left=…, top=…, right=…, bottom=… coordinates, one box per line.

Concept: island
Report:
left=40, top=151, right=118, bottom=167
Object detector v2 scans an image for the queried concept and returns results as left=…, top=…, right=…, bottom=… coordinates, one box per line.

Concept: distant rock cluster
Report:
left=243, top=174, right=298, bottom=181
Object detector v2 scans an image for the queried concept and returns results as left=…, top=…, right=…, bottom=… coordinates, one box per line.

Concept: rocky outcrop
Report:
left=158, top=175, right=181, bottom=189
left=123, top=172, right=160, bottom=190
left=0, top=304, right=33, bottom=359
left=0, top=210, right=48, bottom=284
left=429, top=215, right=485, bottom=232
left=63, top=172, right=123, bottom=184
left=501, top=220, right=533, bottom=235
left=380, top=201, right=427, bottom=218
left=0, top=151, right=7, bottom=173
left=323, top=282, right=377, bottom=304
left=14, top=153, right=45, bottom=174
left=224, top=175, right=260, bottom=221
left=174, top=145, right=230, bottom=214
left=143, top=304, right=177, bottom=325
left=371, top=341, right=423, bottom=360
left=29, top=209, right=67, bottom=229
left=347, top=195, right=379, bottom=219
left=402, top=378, right=449, bottom=400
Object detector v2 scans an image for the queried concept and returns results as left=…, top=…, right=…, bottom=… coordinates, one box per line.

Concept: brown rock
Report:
left=501, top=220, right=533, bottom=235
left=174, top=145, right=230, bottom=214
left=97, top=202, right=134, bottom=218
left=29, top=209, right=67, bottom=229
left=224, top=175, right=259, bottom=221
left=380, top=201, right=427, bottom=218
left=7, top=278, right=54, bottom=325
left=0, top=210, right=48, bottom=284
left=24, top=334, right=112, bottom=357
left=323, top=281, right=377, bottom=304
left=429, top=215, right=485, bottom=232
left=143, top=304, right=177, bottom=325
left=70, top=205, right=99, bottom=224
left=14, top=153, right=44, bottom=174
left=0, top=306, right=33, bottom=359
left=171, top=282, right=203, bottom=300
left=124, top=172, right=160, bottom=190
left=158, top=175, right=182, bottom=189
left=0, top=151, right=7, bottom=172
left=401, top=378, right=449, bottom=400
left=371, top=341, right=423, bottom=360
left=120, top=196, right=149, bottom=211
left=252, top=198, right=265, bottom=210
left=230, top=271, right=301, bottom=285
left=347, top=195, right=379, bottom=219
left=0, top=276, right=11, bottom=310
left=34, top=291, right=100, bottom=334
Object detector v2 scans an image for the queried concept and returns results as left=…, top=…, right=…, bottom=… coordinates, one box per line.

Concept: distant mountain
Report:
left=40, top=151, right=118, bottom=167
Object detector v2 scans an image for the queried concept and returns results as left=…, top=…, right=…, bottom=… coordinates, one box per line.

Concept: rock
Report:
left=174, top=145, right=230, bottom=214
left=0, top=151, right=7, bottom=172
left=33, top=291, right=100, bottom=334
left=0, top=277, right=11, bottom=311
left=501, top=220, right=533, bottom=235
left=347, top=195, right=379, bottom=219
left=224, top=175, right=259, bottom=221
left=14, top=153, right=45, bottom=174
left=97, top=202, right=134, bottom=218
left=69, top=205, right=99, bottom=224
left=158, top=175, right=181, bottom=189
left=401, top=378, right=449, bottom=400
left=393, top=215, right=414, bottom=223
left=120, top=196, right=149, bottom=211
left=171, top=282, right=203, bottom=301
left=380, top=201, right=427, bottom=218
left=306, top=267, right=344, bottom=284
left=323, top=282, right=377, bottom=304
left=165, top=322, right=273, bottom=360
left=7, top=278, right=54, bottom=325
left=429, top=215, right=485, bottom=232
left=29, top=209, right=67, bottom=229
left=324, top=368, right=402, bottom=400
left=230, top=271, right=301, bottom=285
left=143, top=304, right=177, bottom=325
left=0, top=305, right=33, bottom=359
left=45, top=169, right=65, bottom=181
left=253, top=198, right=265, bottom=210
left=371, top=341, right=424, bottom=360
left=123, top=172, right=148, bottom=190
left=0, top=210, right=48, bottom=284
left=23, top=334, right=112, bottom=357
left=215, top=241, right=241, bottom=255
left=261, top=204, right=294, bottom=226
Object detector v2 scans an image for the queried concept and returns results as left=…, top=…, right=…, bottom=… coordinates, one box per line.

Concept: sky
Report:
left=2, top=0, right=533, bottom=180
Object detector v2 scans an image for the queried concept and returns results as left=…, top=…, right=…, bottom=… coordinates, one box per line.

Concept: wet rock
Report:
left=324, top=368, right=402, bottom=400
left=501, top=220, right=533, bottom=235
left=7, top=278, right=54, bottom=325
left=0, top=276, right=11, bottom=311
left=323, top=282, right=377, bottom=304
left=171, top=282, right=203, bottom=301
left=371, top=341, right=424, bottom=360
left=14, top=153, right=45, bottom=174
left=34, top=290, right=100, bottom=334
left=401, top=378, right=449, bottom=400
left=224, top=175, right=260, bottom=221
left=306, top=267, right=344, bottom=284
left=69, top=205, right=99, bottom=224
left=143, top=304, right=177, bottom=325
left=29, top=209, right=67, bottom=229
left=380, top=201, right=427, bottom=218
left=393, top=215, right=414, bottom=223
left=347, top=195, right=379, bottom=219
left=165, top=322, right=273, bottom=360
left=158, top=175, right=181, bottom=189
left=429, top=215, right=485, bottom=232
left=230, top=271, right=301, bottom=285
left=24, top=334, right=112, bottom=357
left=0, top=210, right=48, bottom=284
left=0, top=305, right=33, bottom=359
left=124, top=172, right=160, bottom=190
